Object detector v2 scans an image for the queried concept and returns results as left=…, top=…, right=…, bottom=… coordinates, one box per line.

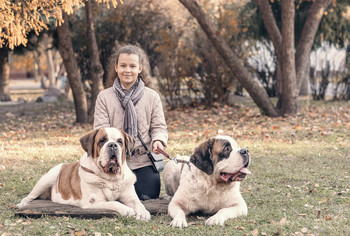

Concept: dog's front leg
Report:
left=83, top=201, right=135, bottom=217
left=205, top=203, right=248, bottom=226
left=168, top=199, right=190, bottom=228
left=120, top=192, right=151, bottom=221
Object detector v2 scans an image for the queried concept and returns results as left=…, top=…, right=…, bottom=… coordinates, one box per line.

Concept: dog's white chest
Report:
left=101, top=183, right=124, bottom=200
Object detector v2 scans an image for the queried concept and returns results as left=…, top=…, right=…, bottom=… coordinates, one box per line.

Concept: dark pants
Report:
left=133, top=165, right=160, bottom=200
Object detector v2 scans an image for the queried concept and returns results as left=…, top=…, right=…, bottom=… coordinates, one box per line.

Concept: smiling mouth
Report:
left=220, top=167, right=251, bottom=182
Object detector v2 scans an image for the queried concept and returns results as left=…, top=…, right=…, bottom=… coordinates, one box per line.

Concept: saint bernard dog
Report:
left=163, top=135, right=251, bottom=227
left=17, top=128, right=151, bottom=221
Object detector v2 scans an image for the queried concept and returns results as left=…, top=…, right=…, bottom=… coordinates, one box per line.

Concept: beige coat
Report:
left=93, top=87, right=168, bottom=170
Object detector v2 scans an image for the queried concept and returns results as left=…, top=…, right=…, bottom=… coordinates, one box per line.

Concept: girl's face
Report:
left=115, top=53, right=142, bottom=90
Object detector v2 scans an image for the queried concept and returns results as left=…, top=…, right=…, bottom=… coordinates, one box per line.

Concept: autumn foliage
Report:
left=0, top=0, right=120, bottom=49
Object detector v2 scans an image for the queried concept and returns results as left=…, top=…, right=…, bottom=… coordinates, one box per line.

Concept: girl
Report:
left=94, top=43, right=168, bottom=200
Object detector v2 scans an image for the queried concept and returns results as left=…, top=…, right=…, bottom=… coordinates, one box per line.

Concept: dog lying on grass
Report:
left=163, top=135, right=251, bottom=227
left=17, top=128, right=150, bottom=221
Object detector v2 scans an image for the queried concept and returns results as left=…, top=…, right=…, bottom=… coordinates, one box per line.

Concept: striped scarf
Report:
left=113, top=77, right=145, bottom=137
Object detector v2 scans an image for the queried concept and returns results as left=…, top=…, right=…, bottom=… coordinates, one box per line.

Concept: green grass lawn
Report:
left=0, top=99, right=349, bottom=235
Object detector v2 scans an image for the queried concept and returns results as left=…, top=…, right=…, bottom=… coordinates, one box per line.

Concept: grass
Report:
left=0, top=97, right=349, bottom=235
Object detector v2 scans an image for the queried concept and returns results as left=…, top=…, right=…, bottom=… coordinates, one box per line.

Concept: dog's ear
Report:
left=80, top=129, right=99, bottom=157
left=122, top=131, right=135, bottom=158
left=190, top=137, right=215, bottom=175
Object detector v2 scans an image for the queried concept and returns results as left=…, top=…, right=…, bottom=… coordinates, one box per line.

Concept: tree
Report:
left=57, top=12, right=88, bottom=124
left=179, top=0, right=332, bottom=116
left=0, top=47, right=10, bottom=101
left=0, top=1, right=86, bottom=50
left=0, top=0, right=118, bottom=121
left=258, top=0, right=332, bottom=110
left=0, top=1, right=84, bottom=102
left=179, top=0, right=278, bottom=116
left=241, top=0, right=349, bottom=98
left=85, top=0, right=104, bottom=123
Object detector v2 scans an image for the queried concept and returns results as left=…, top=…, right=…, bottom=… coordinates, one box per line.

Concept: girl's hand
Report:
left=152, top=141, right=164, bottom=154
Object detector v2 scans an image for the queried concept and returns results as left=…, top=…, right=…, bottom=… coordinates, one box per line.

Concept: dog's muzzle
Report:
left=103, top=142, right=121, bottom=174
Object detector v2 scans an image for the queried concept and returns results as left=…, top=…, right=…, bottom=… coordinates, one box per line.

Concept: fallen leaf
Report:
left=251, top=229, right=259, bottom=236
left=320, top=197, right=327, bottom=204
left=294, top=125, right=302, bottom=130
left=279, top=217, right=287, bottom=225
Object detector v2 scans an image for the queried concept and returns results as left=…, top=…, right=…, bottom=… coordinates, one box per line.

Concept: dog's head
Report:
left=190, top=135, right=251, bottom=182
left=79, top=128, right=135, bottom=175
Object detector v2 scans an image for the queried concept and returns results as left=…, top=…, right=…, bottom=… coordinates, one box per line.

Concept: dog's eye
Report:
left=218, top=144, right=232, bottom=161
left=117, top=138, right=123, bottom=145
left=223, top=145, right=232, bottom=154
left=99, top=137, right=107, bottom=145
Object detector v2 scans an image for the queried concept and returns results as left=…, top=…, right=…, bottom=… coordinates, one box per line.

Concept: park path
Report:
left=9, top=79, right=42, bottom=90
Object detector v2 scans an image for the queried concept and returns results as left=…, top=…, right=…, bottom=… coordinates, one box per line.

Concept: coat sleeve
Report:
left=150, top=92, right=168, bottom=148
left=93, top=91, right=111, bottom=130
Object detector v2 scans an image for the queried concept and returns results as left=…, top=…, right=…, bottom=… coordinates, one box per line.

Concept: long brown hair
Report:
left=105, top=42, right=153, bottom=88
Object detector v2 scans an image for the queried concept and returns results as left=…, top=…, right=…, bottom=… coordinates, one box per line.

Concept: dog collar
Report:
left=80, top=165, right=95, bottom=174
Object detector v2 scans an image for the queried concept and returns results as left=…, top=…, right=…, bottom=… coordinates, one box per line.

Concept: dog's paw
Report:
left=118, top=205, right=135, bottom=217
left=170, top=216, right=188, bottom=228
left=16, top=198, right=31, bottom=209
left=205, top=214, right=227, bottom=226
left=237, top=206, right=248, bottom=217
left=135, top=209, right=151, bottom=221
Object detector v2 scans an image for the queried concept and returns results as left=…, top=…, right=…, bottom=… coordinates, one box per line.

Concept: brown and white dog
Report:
left=17, top=128, right=151, bottom=221
left=163, top=135, right=251, bottom=227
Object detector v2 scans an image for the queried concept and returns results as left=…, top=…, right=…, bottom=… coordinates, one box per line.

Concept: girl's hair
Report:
left=105, top=42, right=152, bottom=88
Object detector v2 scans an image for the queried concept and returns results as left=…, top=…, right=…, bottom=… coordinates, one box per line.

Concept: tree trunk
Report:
left=53, top=50, right=61, bottom=84
left=295, top=0, right=332, bottom=94
left=257, top=0, right=330, bottom=114
left=85, top=0, right=104, bottom=124
left=0, top=47, right=11, bottom=102
left=280, top=0, right=297, bottom=115
left=42, top=33, right=55, bottom=88
left=45, top=48, right=55, bottom=88
left=257, top=0, right=283, bottom=103
left=299, top=58, right=310, bottom=96
left=33, top=50, right=46, bottom=86
left=57, top=12, right=88, bottom=123
left=179, top=0, right=279, bottom=117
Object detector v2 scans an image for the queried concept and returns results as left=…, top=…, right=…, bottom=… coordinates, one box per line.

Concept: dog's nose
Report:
left=239, top=148, right=249, bottom=156
left=108, top=142, right=118, bottom=150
